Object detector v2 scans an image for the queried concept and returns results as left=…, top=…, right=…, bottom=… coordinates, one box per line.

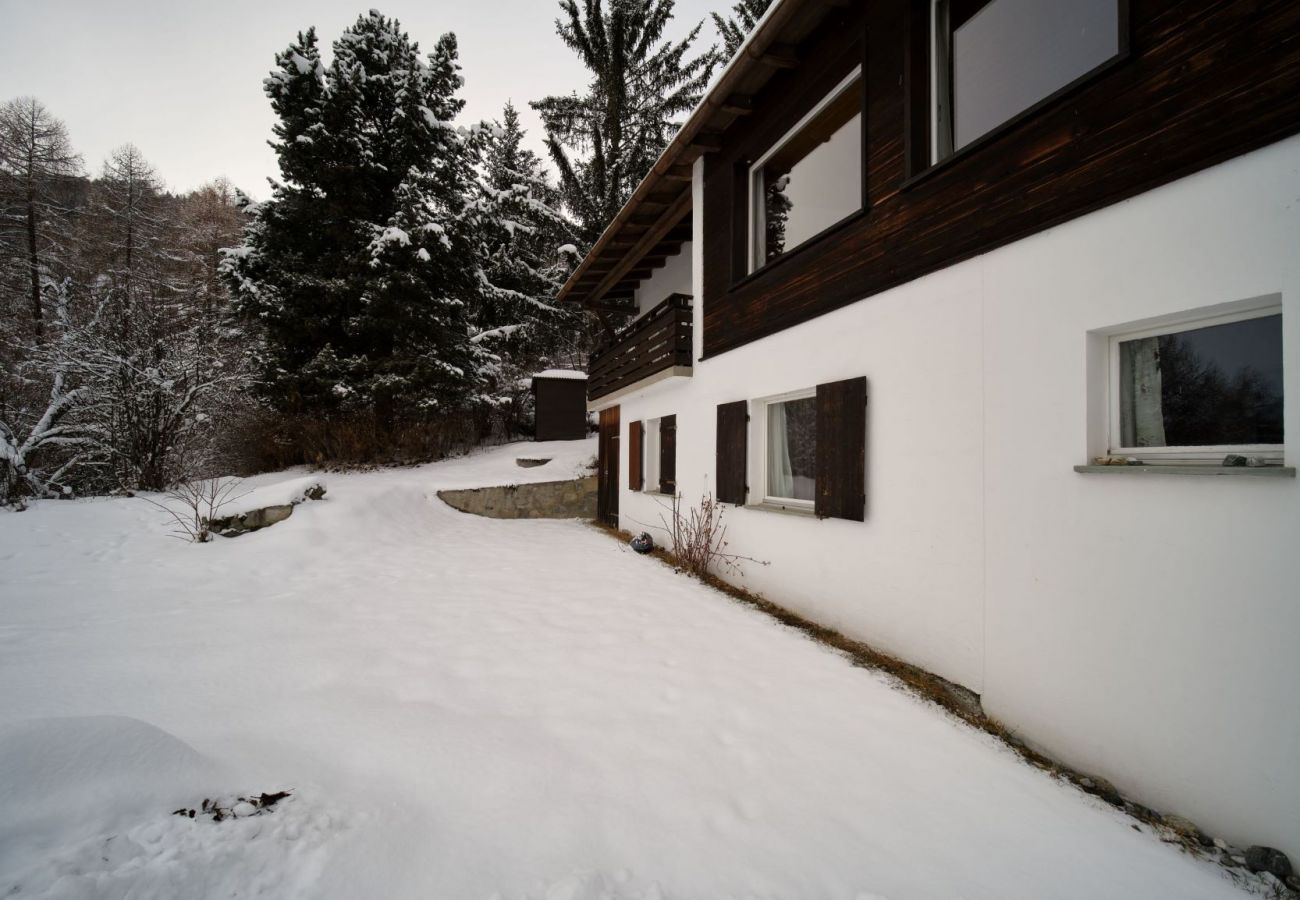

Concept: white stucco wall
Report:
left=634, top=240, right=694, bottom=317
left=610, top=135, right=1300, bottom=858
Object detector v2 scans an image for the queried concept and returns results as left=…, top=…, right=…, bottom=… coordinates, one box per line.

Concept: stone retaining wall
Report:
left=437, top=476, right=596, bottom=520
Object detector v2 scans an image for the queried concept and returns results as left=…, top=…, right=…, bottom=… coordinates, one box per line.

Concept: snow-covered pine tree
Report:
left=223, top=13, right=489, bottom=428
left=531, top=0, right=717, bottom=247
left=471, top=103, right=584, bottom=379
left=711, top=0, right=773, bottom=60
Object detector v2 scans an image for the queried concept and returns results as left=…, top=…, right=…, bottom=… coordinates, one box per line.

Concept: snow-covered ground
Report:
left=0, top=439, right=1253, bottom=899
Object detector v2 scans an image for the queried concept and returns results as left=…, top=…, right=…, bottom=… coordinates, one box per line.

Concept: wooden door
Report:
left=597, top=406, right=620, bottom=526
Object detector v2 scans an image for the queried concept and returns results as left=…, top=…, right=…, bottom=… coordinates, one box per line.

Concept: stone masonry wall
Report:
left=437, top=476, right=596, bottom=520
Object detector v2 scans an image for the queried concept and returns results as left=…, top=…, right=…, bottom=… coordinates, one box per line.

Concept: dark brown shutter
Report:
left=628, top=420, right=643, bottom=491
left=659, top=415, right=677, bottom=494
left=716, top=401, right=748, bottom=505
left=815, top=377, right=867, bottom=521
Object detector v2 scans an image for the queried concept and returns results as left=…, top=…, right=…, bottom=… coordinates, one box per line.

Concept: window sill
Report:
left=1074, top=465, right=1295, bottom=478
left=745, top=501, right=818, bottom=517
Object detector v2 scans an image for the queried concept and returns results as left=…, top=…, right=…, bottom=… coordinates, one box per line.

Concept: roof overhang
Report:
left=556, top=0, right=845, bottom=311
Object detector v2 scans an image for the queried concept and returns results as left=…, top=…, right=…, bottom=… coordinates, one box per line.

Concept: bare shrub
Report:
left=653, top=493, right=768, bottom=579
left=143, top=477, right=245, bottom=543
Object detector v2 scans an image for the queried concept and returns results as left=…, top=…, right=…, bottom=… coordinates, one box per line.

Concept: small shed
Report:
left=530, top=369, right=589, bottom=441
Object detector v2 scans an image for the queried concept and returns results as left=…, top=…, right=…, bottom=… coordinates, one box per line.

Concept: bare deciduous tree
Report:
left=0, top=96, right=83, bottom=337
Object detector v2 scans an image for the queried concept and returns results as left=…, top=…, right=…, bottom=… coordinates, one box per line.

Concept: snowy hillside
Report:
left=0, top=439, right=1252, bottom=899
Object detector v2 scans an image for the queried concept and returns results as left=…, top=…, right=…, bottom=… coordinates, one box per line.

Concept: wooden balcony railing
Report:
left=588, top=293, right=693, bottom=401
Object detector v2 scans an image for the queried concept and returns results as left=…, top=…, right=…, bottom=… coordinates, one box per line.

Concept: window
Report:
left=719, top=379, right=866, bottom=519
left=762, top=391, right=818, bottom=507
left=750, top=69, right=863, bottom=271
left=1110, top=307, right=1284, bottom=460
left=931, top=0, right=1121, bottom=161
left=643, top=415, right=678, bottom=494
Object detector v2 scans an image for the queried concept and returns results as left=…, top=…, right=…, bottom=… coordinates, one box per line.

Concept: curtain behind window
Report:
left=768, top=402, right=795, bottom=498
left=1120, top=337, right=1166, bottom=447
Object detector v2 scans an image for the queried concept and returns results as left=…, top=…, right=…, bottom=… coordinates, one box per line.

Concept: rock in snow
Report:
left=207, top=477, right=327, bottom=537
left=1245, top=846, right=1293, bottom=879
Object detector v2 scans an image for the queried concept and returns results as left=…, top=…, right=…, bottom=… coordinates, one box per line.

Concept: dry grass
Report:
left=589, top=519, right=1296, bottom=898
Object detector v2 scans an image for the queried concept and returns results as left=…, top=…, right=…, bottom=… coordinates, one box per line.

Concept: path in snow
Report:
left=0, top=439, right=1253, bottom=899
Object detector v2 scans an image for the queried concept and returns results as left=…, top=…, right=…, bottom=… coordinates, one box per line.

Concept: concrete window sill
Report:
left=1073, top=465, right=1296, bottom=478
left=745, top=502, right=818, bottom=517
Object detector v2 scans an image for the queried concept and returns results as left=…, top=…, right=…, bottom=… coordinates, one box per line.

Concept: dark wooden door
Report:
left=597, top=406, right=620, bottom=526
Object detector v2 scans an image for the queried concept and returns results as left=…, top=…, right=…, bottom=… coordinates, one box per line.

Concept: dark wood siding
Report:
left=597, top=406, right=620, bottom=526
left=532, top=378, right=588, bottom=442
left=659, top=415, right=677, bottom=494
left=815, top=377, right=867, bottom=522
left=628, top=420, right=643, bottom=491
left=703, top=0, right=1300, bottom=358
left=716, top=401, right=749, bottom=505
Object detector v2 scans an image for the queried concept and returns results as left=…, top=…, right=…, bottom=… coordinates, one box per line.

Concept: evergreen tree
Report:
left=223, top=12, right=489, bottom=422
left=711, top=0, right=773, bottom=60
left=532, top=0, right=717, bottom=246
left=472, top=102, right=584, bottom=377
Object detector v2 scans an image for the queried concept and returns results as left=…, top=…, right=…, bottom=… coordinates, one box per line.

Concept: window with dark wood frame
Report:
left=659, top=415, right=677, bottom=495
left=907, top=0, right=1128, bottom=177
left=749, top=72, right=865, bottom=272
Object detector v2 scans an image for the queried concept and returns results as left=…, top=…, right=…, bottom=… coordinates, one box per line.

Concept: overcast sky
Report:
left=0, top=0, right=722, bottom=198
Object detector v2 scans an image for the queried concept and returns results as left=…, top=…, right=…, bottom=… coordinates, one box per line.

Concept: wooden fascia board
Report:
left=585, top=191, right=693, bottom=306
left=555, top=0, right=827, bottom=307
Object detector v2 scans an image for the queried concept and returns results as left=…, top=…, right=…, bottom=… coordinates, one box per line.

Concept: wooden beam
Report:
left=757, top=44, right=799, bottom=68
left=585, top=191, right=693, bottom=306
left=720, top=95, right=755, bottom=115
left=661, top=164, right=694, bottom=182
left=690, top=132, right=725, bottom=153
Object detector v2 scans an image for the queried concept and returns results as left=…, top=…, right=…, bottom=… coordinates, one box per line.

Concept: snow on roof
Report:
left=531, top=369, right=588, bottom=383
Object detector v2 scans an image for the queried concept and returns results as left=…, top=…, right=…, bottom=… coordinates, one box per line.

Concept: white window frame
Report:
left=643, top=416, right=663, bottom=494
left=755, top=387, right=818, bottom=510
left=1106, top=303, right=1284, bottom=462
left=747, top=66, right=864, bottom=274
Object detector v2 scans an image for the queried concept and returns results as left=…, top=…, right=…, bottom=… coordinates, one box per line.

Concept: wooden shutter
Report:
left=628, top=420, right=643, bottom=491
left=716, top=401, right=748, bottom=505
left=659, top=415, right=677, bottom=494
left=815, top=377, right=867, bottom=521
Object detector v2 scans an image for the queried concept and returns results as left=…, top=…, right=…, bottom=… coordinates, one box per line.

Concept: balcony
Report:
left=588, top=293, right=693, bottom=402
